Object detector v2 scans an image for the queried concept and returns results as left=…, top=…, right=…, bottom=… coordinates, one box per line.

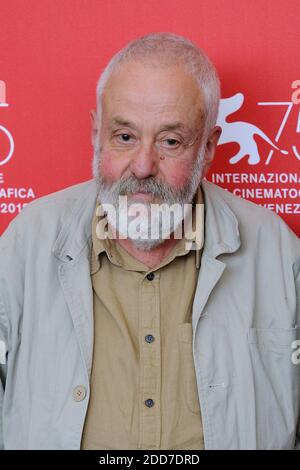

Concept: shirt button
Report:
left=145, top=398, right=155, bottom=408
left=72, top=385, right=87, bottom=402
left=146, top=272, right=155, bottom=281
left=145, top=334, right=155, bottom=343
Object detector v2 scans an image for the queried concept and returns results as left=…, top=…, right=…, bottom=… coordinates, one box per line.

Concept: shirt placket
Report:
left=138, top=271, right=161, bottom=449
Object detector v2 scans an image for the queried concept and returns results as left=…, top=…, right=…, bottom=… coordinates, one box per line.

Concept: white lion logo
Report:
left=217, top=92, right=288, bottom=165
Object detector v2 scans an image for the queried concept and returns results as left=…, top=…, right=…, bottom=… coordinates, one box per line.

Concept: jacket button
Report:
left=146, top=272, right=155, bottom=281
left=145, top=334, right=155, bottom=343
left=72, top=385, right=87, bottom=402
left=145, top=398, right=154, bottom=408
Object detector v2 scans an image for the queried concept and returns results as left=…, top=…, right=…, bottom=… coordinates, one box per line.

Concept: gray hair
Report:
left=92, top=32, right=220, bottom=180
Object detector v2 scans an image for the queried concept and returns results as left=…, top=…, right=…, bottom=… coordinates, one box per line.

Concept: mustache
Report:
left=102, top=175, right=180, bottom=202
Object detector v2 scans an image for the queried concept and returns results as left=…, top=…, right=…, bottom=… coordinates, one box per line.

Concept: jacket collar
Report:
left=52, top=177, right=241, bottom=263
left=200, top=178, right=241, bottom=258
left=52, top=179, right=99, bottom=262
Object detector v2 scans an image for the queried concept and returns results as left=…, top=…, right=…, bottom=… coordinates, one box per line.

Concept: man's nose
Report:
left=129, top=141, right=159, bottom=179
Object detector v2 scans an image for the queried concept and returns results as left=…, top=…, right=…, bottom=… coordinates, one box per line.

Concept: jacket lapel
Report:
left=58, top=251, right=94, bottom=377
left=192, top=178, right=241, bottom=331
left=191, top=179, right=241, bottom=449
left=52, top=179, right=98, bottom=377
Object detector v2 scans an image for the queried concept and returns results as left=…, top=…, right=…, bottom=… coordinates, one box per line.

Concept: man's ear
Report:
left=202, top=125, right=222, bottom=178
left=90, top=109, right=98, bottom=146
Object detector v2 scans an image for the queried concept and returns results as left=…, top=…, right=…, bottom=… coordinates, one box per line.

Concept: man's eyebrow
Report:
left=110, top=117, right=138, bottom=129
left=110, top=117, right=189, bottom=132
left=158, top=122, right=188, bottom=132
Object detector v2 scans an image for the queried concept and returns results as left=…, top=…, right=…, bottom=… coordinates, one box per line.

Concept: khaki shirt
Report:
left=81, top=188, right=205, bottom=450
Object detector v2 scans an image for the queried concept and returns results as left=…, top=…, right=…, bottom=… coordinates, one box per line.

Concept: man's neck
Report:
left=114, top=234, right=181, bottom=269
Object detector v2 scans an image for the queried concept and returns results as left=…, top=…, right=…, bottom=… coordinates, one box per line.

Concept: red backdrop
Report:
left=0, top=0, right=299, bottom=236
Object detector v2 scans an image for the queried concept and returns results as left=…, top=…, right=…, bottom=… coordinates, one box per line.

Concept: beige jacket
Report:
left=0, top=178, right=299, bottom=449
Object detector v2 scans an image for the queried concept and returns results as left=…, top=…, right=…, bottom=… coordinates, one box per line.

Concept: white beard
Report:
left=100, top=196, right=192, bottom=250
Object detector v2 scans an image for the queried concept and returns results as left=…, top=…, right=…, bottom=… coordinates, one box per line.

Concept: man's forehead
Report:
left=109, top=116, right=192, bottom=131
left=98, top=60, right=204, bottom=131
left=103, top=60, right=203, bottom=104
left=103, top=85, right=202, bottom=108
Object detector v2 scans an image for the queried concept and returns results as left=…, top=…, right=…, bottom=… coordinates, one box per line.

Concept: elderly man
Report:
left=0, top=33, right=299, bottom=450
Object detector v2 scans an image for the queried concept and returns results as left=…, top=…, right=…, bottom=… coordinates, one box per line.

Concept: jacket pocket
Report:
left=177, top=323, right=201, bottom=414
left=247, top=326, right=299, bottom=449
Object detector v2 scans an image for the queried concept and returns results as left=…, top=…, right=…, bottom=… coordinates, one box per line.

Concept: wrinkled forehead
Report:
left=100, top=59, right=205, bottom=129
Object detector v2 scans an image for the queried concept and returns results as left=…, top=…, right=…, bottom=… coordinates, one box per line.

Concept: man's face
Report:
left=91, top=59, right=217, bottom=249
left=95, top=60, right=205, bottom=197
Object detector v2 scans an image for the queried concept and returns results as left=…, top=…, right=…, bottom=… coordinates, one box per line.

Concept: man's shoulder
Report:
left=0, top=178, right=98, bottom=246
left=203, top=179, right=278, bottom=220
left=203, top=179, right=293, bottom=228
left=202, top=179, right=300, bottom=253
left=22, top=178, right=97, bottom=213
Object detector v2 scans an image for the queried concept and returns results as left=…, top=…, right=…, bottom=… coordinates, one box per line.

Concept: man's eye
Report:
left=162, top=138, right=181, bottom=147
left=116, top=133, right=134, bottom=143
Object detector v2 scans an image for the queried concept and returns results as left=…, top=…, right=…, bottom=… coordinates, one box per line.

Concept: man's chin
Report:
left=127, top=236, right=168, bottom=251
left=127, top=192, right=157, bottom=203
